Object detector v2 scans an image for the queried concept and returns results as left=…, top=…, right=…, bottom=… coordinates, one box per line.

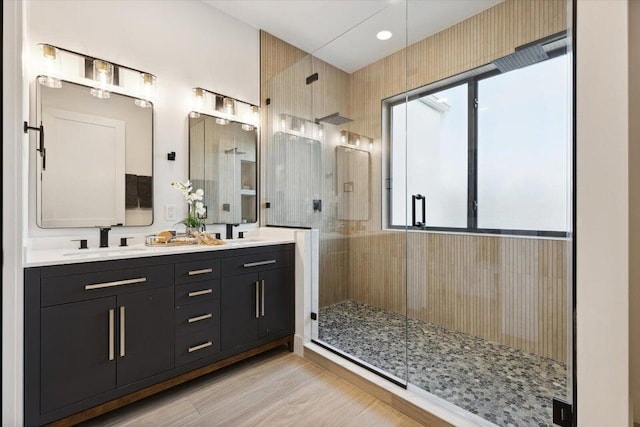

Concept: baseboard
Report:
left=304, top=342, right=495, bottom=427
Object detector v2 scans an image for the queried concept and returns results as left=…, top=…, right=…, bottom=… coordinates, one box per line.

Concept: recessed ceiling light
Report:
left=377, top=30, right=392, bottom=41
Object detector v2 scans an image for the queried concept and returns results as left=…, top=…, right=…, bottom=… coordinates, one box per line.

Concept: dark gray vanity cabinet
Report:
left=25, top=243, right=295, bottom=426
left=36, top=265, right=175, bottom=417
left=220, top=249, right=293, bottom=351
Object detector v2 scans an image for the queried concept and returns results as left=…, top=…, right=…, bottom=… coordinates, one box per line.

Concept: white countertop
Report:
left=24, top=228, right=297, bottom=268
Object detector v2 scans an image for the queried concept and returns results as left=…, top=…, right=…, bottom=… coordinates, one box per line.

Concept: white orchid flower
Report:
left=195, top=189, right=204, bottom=197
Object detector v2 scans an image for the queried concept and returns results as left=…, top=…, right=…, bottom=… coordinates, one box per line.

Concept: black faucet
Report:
left=99, top=227, right=111, bottom=248
left=225, top=224, right=239, bottom=239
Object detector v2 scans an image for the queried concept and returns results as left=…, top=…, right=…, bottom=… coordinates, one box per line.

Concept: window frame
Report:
left=384, top=36, right=569, bottom=238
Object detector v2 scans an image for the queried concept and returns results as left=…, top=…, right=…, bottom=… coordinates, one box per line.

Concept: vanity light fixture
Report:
left=376, top=30, right=392, bottom=41
left=37, top=44, right=62, bottom=88
left=35, top=43, right=159, bottom=103
left=134, top=72, right=157, bottom=108
left=215, top=118, right=230, bottom=125
left=241, top=123, right=255, bottom=131
left=341, top=130, right=373, bottom=151
left=90, top=59, right=114, bottom=99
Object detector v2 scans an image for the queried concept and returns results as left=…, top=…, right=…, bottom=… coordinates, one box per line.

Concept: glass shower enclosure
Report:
left=263, top=1, right=573, bottom=425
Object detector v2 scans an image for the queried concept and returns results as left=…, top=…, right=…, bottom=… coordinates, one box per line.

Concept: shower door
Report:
left=401, top=1, right=575, bottom=425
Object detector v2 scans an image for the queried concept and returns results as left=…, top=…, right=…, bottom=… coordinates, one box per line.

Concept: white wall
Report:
left=3, top=1, right=25, bottom=425
left=25, top=0, right=259, bottom=241
left=629, top=0, right=640, bottom=423
left=577, top=1, right=630, bottom=425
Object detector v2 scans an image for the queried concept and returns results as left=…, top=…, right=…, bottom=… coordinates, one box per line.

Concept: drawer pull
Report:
left=243, top=260, right=276, bottom=268
left=188, top=313, right=213, bottom=323
left=85, top=277, right=146, bottom=290
left=188, top=289, right=213, bottom=297
left=188, top=268, right=213, bottom=276
left=108, top=309, right=115, bottom=361
left=188, top=341, right=212, bottom=353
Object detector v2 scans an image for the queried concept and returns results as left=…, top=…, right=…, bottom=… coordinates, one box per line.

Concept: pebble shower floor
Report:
left=318, top=300, right=567, bottom=427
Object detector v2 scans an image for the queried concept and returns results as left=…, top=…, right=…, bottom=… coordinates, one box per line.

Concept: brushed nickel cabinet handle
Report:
left=108, top=309, right=115, bottom=361
left=188, top=289, right=213, bottom=297
left=255, top=281, right=260, bottom=318
left=243, top=260, right=276, bottom=268
left=85, top=277, right=146, bottom=290
left=188, top=268, right=213, bottom=276
left=188, top=313, right=212, bottom=323
left=188, top=341, right=212, bottom=353
left=261, top=279, right=265, bottom=317
left=119, top=306, right=125, bottom=357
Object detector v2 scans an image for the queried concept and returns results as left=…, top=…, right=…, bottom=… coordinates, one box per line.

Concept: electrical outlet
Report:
left=165, top=204, right=176, bottom=221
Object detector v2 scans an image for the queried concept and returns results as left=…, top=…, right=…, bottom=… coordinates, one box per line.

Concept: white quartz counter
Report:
left=24, top=228, right=297, bottom=268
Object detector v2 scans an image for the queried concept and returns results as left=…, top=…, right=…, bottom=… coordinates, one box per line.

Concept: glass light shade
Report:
left=215, top=118, right=230, bottom=125
left=223, top=97, right=236, bottom=115
left=135, top=72, right=157, bottom=108
left=192, top=87, right=205, bottom=112
left=241, top=123, right=255, bottom=131
left=91, top=59, right=113, bottom=99
left=251, top=105, right=260, bottom=126
left=37, top=44, right=62, bottom=88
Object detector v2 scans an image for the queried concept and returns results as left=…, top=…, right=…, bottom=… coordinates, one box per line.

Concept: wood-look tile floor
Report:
left=80, top=347, right=421, bottom=427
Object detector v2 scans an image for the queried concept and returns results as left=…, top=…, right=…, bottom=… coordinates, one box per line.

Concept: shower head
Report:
left=493, top=44, right=548, bottom=73
left=315, top=112, right=353, bottom=126
left=224, top=147, right=246, bottom=155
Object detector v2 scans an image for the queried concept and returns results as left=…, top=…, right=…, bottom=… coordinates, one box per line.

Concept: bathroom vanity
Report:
left=23, top=239, right=295, bottom=426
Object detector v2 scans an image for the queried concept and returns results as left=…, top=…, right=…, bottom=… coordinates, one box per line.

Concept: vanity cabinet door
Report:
left=220, top=272, right=260, bottom=350
left=41, top=297, right=117, bottom=414
left=257, top=268, right=291, bottom=339
left=116, top=287, right=174, bottom=386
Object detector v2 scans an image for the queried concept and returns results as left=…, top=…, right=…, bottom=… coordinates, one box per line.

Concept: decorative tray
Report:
left=145, top=232, right=226, bottom=247
left=145, top=234, right=198, bottom=247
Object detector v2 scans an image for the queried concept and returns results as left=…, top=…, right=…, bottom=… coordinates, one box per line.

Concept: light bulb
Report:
left=318, top=127, right=323, bottom=138
left=341, top=133, right=347, bottom=144
left=241, top=123, right=255, bottom=131
left=280, top=118, right=287, bottom=131
left=369, top=140, right=373, bottom=151
left=356, top=138, right=361, bottom=147
left=300, top=124, right=305, bottom=134
left=215, top=118, right=230, bottom=125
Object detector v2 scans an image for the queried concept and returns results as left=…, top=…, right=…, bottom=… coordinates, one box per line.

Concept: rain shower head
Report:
left=315, top=112, right=353, bottom=126
left=493, top=44, right=548, bottom=73
left=224, top=147, right=246, bottom=155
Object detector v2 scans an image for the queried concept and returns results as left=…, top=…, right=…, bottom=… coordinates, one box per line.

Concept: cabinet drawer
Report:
left=175, top=280, right=219, bottom=307
left=175, top=300, right=219, bottom=336
left=221, top=250, right=289, bottom=277
left=175, top=328, right=220, bottom=366
left=41, top=264, right=174, bottom=307
left=175, top=259, right=220, bottom=285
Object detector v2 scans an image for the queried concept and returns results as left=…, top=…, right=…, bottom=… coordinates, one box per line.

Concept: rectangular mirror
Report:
left=336, top=145, right=370, bottom=221
left=189, top=113, right=257, bottom=224
left=264, top=131, right=322, bottom=228
left=36, top=79, right=154, bottom=228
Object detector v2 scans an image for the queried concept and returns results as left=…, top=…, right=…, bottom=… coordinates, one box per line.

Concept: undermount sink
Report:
left=62, top=247, right=147, bottom=257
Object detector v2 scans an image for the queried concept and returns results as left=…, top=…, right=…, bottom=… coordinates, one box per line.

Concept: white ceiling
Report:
left=204, top=0, right=503, bottom=73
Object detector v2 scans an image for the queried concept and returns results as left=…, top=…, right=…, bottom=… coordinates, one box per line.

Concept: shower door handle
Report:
left=412, top=194, right=426, bottom=228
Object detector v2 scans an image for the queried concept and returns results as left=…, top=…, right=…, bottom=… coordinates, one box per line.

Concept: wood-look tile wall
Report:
left=261, top=0, right=570, bottom=363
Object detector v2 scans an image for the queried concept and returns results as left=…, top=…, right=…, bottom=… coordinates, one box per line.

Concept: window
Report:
left=386, top=45, right=570, bottom=237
